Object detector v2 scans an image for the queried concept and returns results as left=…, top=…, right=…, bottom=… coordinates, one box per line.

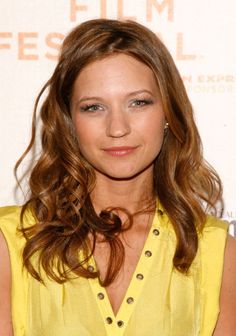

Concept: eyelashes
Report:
left=131, top=99, right=153, bottom=107
left=79, top=98, right=154, bottom=113
left=80, top=104, right=102, bottom=112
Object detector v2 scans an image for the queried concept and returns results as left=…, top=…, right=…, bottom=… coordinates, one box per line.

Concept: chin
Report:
left=97, top=164, right=153, bottom=181
left=105, top=173, right=139, bottom=181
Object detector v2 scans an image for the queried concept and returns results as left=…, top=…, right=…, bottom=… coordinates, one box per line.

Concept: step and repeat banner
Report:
left=0, top=0, right=235, bottom=235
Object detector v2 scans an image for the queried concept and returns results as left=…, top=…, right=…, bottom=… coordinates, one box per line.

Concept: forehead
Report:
left=72, top=53, right=159, bottom=95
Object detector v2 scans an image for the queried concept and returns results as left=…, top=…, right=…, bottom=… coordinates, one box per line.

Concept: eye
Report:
left=80, top=104, right=103, bottom=112
left=131, top=99, right=153, bottom=107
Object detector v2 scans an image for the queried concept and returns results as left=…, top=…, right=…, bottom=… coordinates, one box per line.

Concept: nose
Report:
left=106, top=109, right=131, bottom=138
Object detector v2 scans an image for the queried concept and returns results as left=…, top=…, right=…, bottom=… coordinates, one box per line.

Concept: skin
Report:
left=71, top=54, right=167, bottom=214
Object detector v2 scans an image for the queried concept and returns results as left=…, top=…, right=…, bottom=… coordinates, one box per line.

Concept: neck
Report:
left=90, top=169, right=155, bottom=217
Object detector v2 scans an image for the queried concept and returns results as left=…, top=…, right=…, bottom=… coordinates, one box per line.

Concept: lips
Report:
left=103, top=146, right=138, bottom=157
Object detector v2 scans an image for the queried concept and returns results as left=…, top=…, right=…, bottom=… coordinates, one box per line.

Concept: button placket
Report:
left=115, top=209, right=161, bottom=332
left=89, top=278, right=117, bottom=334
left=88, top=259, right=117, bottom=333
left=89, top=207, right=162, bottom=335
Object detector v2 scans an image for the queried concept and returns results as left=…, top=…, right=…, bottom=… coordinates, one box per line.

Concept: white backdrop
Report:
left=0, top=0, right=235, bottom=236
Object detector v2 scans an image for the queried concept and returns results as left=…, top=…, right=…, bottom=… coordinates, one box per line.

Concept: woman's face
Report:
left=71, top=53, right=165, bottom=181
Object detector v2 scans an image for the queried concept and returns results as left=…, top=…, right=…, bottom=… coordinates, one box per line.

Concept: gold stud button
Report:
left=106, top=317, right=113, bottom=324
left=153, top=229, right=160, bottom=236
left=126, top=297, right=134, bottom=304
left=117, top=320, right=124, bottom=327
left=97, top=292, right=105, bottom=300
left=145, top=250, right=152, bottom=257
left=136, top=273, right=144, bottom=280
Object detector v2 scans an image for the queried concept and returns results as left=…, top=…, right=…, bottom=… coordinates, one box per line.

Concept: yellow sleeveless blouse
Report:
left=0, top=205, right=228, bottom=336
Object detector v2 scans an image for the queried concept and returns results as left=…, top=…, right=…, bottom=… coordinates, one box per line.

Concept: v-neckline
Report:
left=88, top=208, right=162, bottom=334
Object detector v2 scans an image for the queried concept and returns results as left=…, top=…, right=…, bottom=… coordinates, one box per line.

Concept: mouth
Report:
left=103, top=146, right=138, bottom=157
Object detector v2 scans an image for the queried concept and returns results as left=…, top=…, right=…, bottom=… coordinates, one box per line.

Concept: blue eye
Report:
left=80, top=104, right=102, bottom=112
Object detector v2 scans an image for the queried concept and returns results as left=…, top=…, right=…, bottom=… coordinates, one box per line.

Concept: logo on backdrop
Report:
left=0, top=0, right=207, bottom=62
left=1, top=0, right=234, bottom=93
left=1, top=1, right=186, bottom=60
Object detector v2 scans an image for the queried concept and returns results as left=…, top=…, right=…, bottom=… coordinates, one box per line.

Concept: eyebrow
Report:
left=77, top=89, right=154, bottom=104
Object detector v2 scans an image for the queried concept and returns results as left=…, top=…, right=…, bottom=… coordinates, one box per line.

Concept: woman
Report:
left=0, top=19, right=235, bottom=336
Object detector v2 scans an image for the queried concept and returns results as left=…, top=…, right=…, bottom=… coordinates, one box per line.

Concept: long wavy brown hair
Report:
left=15, top=19, right=223, bottom=285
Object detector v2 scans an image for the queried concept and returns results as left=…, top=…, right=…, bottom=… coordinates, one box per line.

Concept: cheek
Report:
left=73, top=117, right=89, bottom=140
left=138, top=116, right=165, bottom=146
left=73, top=117, right=101, bottom=149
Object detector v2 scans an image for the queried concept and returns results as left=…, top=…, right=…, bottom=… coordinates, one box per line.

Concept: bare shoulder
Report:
left=213, top=234, right=236, bottom=335
left=0, top=229, right=13, bottom=335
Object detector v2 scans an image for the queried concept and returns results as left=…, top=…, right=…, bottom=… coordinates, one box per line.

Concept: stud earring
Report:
left=164, top=122, right=169, bottom=130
